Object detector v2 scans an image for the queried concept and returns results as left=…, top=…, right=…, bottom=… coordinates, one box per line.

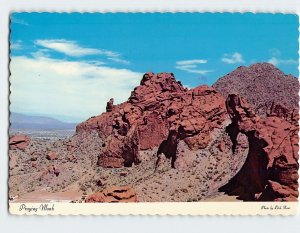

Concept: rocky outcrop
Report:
left=221, top=94, right=299, bottom=201
left=85, top=186, right=138, bottom=203
left=106, top=98, right=114, bottom=112
left=9, top=134, right=30, bottom=150
left=213, top=63, right=299, bottom=116
left=76, top=72, right=231, bottom=169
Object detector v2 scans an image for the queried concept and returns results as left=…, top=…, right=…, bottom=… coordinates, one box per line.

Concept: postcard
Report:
left=9, top=13, right=299, bottom=215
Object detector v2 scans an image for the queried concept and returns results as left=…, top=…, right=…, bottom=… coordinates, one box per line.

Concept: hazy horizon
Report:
left=10, top=111, right=84, bottom=124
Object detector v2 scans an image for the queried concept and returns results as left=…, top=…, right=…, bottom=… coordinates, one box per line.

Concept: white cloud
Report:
left=175, top=59, right=211, bottom=74
left=10, top=16, right=29, bottom=26
left=221, top=52, right=245, bottom=64
left=108, top=57, right=130, bottom=65
left=35, top=39, right=102, bottom=57
left=35, top=39, right=130, bottom=64
left=10, top=40, right=23, bottom=50
left=268, top=57, right=298, bottom=66
left=267, top=48, right=297, bottom=66
left=9, top=55, right=142, bottom=120
left=176, top=59, right=207, bottom=66
left=30, top=49, right=51, bottom=59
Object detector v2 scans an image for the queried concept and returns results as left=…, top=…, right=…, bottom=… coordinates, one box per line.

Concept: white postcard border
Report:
left=10, top=202, right=298, bottom=215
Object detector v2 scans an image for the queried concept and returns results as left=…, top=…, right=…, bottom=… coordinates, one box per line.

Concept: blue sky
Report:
left=10, top=13, right=299, bottom=122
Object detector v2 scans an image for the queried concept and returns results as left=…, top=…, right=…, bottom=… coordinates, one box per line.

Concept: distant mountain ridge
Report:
left=10, top=112, right=77, bottom=130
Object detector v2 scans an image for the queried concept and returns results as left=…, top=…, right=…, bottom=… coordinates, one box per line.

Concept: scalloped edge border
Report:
left=8, top=12, right=300, bottom=216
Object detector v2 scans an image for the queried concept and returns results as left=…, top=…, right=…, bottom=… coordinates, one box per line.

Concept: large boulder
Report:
left=9, top=134, right=30, bottom=150
left=85, top=186, right=138, bottom=203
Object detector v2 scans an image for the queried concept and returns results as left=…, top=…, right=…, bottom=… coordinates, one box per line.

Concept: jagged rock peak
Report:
left=129, top=72, right=187, bottom=104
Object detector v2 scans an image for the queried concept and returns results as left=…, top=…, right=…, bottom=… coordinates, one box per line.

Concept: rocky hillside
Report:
left=213, top=63, right=299, bottom=116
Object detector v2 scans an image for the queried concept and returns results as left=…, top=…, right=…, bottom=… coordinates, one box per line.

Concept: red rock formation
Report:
left=85, top=192, right=105, bottom=202
left=76, top=72, right=229, bottom=169
left=221, top=94, right=299, bottom=201
left=85, top=186, right=138, bottom=203
left=9, top=134, right=30, bottom=150
left=76, top=72, right=184, bottom=167
left=74, top=71, right=298, bottom=201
